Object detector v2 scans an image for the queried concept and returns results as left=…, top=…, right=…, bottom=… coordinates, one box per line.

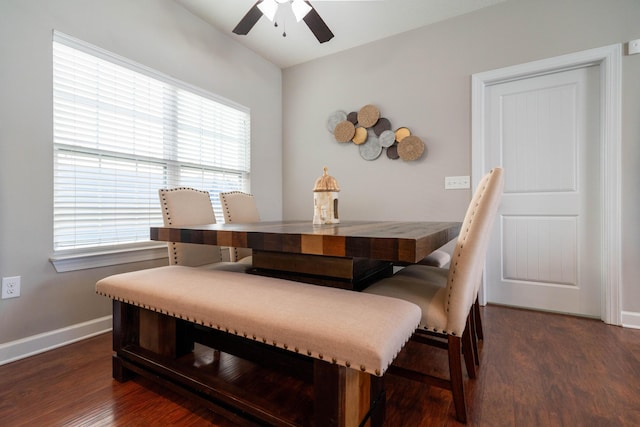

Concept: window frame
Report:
left=50, top=31, right=251, bottom=272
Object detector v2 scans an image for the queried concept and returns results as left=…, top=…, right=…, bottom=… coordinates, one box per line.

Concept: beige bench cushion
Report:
left=96, top=265, right=420, bottom=376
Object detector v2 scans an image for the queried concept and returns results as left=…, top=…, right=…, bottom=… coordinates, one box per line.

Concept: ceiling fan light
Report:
left=257, top=0, right=279, bottom=22
left=291, top=0, right=312, bottom=22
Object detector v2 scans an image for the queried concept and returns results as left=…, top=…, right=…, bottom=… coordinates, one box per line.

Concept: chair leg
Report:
left=474, top=297, right=484, bottom=340
left=469, top=309, right=480, bottom=367
left=448, top=335, right=467, bottom=423
left=387, top=333, right=469, bottom=423
left=461, top=317, right=476, bottom=379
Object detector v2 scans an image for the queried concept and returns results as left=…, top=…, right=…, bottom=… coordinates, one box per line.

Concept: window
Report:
left=52, top=32, right=250, bottom=266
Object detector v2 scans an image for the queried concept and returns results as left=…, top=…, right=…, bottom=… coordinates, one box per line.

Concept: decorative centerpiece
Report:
left=313, top=167, right=340, bottom=225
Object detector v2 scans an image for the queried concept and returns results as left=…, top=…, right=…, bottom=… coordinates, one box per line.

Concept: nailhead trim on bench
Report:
left=97, top=290, right=415, bottom=377
left=96, top=265, right=422, bottom=377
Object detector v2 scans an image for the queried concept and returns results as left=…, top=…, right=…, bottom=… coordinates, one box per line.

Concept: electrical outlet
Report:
left=445, top=176, right=470, bottom=190
left=2, top=276, right=21, bottom=299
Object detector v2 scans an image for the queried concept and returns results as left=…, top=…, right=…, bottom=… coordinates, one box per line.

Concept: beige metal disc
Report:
left=357, top=104, right=380, bottom=128
left=397, top=135, right=425, bottom=161
left=333, top=120, right=356, bottom=143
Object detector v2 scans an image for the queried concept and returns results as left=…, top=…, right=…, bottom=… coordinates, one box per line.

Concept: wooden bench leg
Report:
left=138, top=309, right=194, bottom=357
left=112, top=300, right=138, bottom=352
left=112, top=353, right=136, bottom=382
left=112, top=300, right=138, bottom=382
left=369, top=375, right=385, bottom=427
left=111, top=301, right=194, bottom=382
left=314, top=360, right=383, bottom=426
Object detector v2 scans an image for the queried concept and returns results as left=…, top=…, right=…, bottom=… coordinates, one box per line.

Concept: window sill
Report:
left=50, top=243, right=168, bottom=273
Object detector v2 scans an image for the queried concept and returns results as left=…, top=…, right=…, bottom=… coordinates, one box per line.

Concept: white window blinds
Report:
left=52, top=31, right=250, bottom=252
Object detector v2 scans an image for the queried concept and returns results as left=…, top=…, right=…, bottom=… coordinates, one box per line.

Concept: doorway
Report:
left=471, top=45, right=622, bottom=324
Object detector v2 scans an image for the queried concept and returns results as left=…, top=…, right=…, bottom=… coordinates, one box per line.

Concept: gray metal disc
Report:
left=379, top=129, right=396, bottom=148
left=359, top=130, right=382, bottom=160
left=327, top=110, right=347, bottom=133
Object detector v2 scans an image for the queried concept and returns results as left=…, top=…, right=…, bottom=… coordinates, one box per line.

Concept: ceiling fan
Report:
left=233, top=0, right=334, bottom=44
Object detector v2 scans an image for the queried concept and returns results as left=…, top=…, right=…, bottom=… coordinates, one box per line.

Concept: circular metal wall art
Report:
left=378, top=129, right=396, bottom=148
left=327, top=110, right=347, bottom=133
left=357, top=104, right=380, bottom=128
left=359, top=130, right=382, bottom=160
left=333, top=120, right=356, bottom=143
left=327, top=105, right=426, bottom=162
left=352, top=126, right=368, bottom=145
left=386, top=142, right=400, bottom=160
left=373, top=118, right=391, bottom=136
left=395, top=127, right=411, bottom=143
left=397, top=135, right=425, bottom=161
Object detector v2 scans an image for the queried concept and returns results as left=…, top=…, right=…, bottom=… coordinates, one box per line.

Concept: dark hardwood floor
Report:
left=1, top=304, right=639, bottom=426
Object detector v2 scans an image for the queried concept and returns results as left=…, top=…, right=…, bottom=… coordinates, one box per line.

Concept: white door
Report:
left=483, top=65, right=602, bottom=317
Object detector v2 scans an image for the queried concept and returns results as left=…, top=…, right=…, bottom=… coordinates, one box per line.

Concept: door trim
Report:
left=471, top=44, right=622, bottom=325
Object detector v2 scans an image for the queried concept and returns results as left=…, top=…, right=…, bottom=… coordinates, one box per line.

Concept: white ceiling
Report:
left=175, top=0, right=507, bottom=68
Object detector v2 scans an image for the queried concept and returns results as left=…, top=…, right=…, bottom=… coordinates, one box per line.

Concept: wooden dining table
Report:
left=146, top=220, right=461, bottom=425
left=151, top=220, right=461, bottom=290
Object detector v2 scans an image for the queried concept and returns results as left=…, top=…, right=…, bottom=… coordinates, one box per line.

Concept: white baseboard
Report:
left=0, top=310, right=636, bottom=365
left=0, top=315, right=112, bottom=366
left=621, top=311, right=640, bottom=329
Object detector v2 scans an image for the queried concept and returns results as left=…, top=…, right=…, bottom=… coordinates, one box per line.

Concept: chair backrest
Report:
left=220, top=191, right=260, bottom=261
left=220, top=191, right=260, bottom=224
left=158, top=187, right=223, bottom=266
left=445, top=167, right=503, bottom=336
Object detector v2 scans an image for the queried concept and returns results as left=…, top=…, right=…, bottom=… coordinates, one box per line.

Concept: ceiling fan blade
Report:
left=232, top=1, right=263, bottom=35
left=303, top=1, right=334, bottom=43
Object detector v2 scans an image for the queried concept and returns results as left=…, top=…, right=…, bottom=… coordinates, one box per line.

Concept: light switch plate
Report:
left=445, top=176, right=470, bottom=190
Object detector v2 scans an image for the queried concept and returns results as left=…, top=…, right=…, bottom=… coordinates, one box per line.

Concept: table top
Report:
left=151, top=220, right=461, bottom=264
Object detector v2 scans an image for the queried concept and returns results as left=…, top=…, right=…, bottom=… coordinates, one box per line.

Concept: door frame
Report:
left=471, top=44, right=622, bottom=325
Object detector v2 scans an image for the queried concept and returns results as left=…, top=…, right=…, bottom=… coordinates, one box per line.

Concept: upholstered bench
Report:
left=96, top=265, right=420, bottom=426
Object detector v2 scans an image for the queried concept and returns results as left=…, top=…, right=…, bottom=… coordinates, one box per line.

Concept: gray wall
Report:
left=282, top=0, right=640, bottom=314
left=1, top=0, right=639, bottom=357
left=0, top=0, right=282, bottom=346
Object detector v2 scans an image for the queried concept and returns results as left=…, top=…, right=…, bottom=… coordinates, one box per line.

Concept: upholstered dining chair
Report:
left=158, top=187, right=249, bottom=272
left=423, top=236, right=484, bottom=367
left=364, top=167, right=503, bottom=423
left=219, top=191, right=260, bottom=263
left=417, top=244, right=489, bottom=368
